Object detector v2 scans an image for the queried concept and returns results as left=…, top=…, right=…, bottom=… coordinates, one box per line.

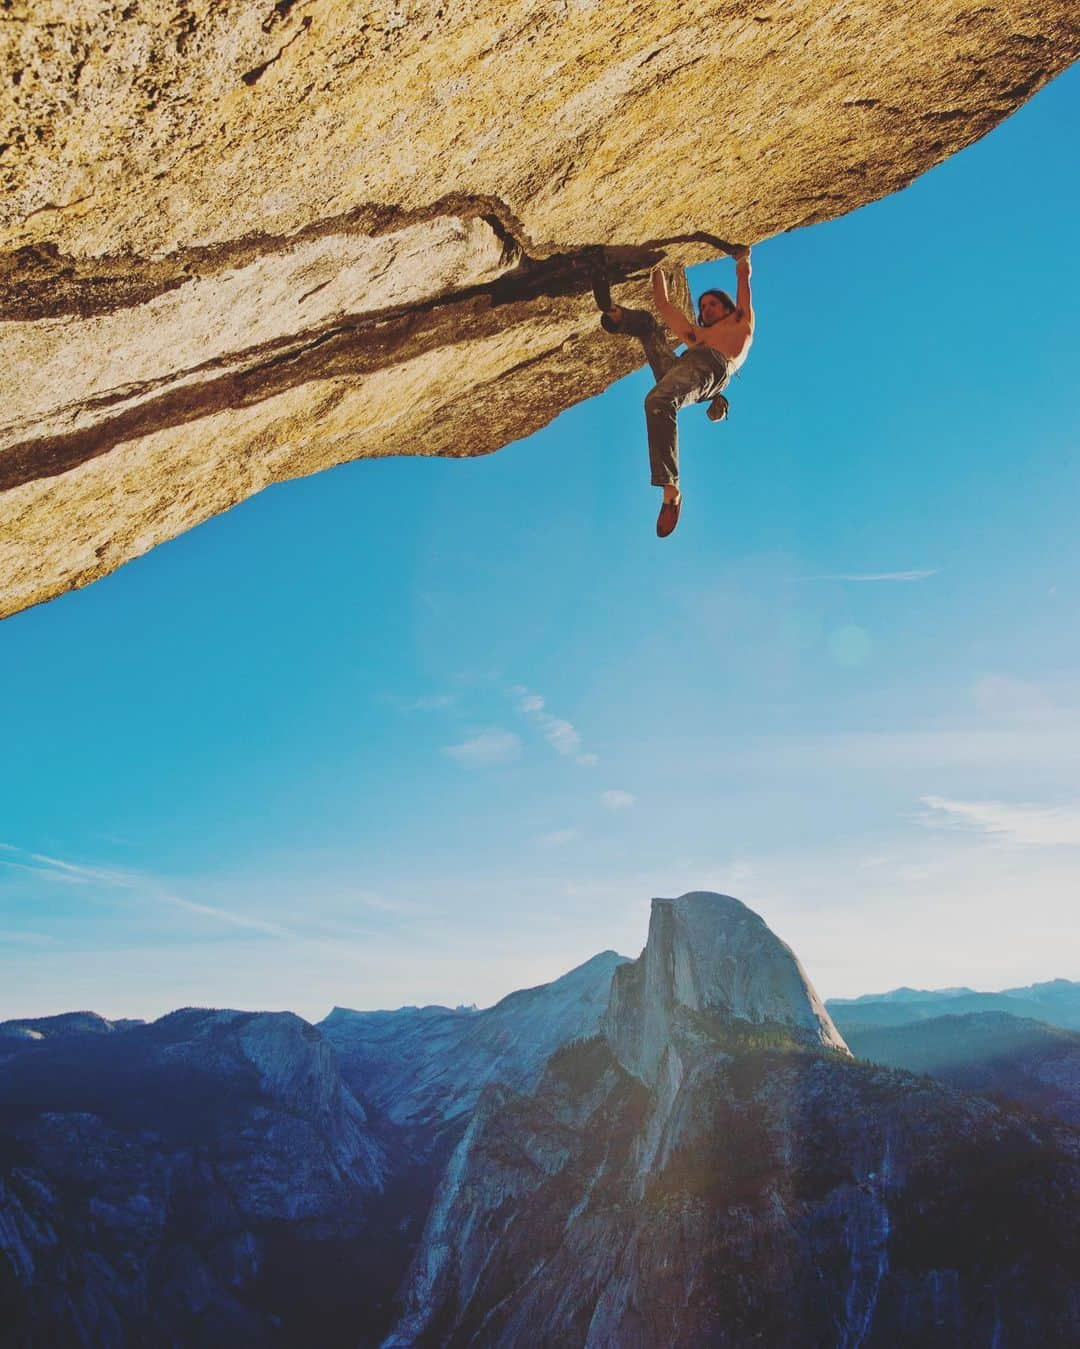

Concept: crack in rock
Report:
left=0, top=194, right=531, bottom=322
left=0, top=230, right=686, bottom=492
left=242, top=14, right=312, bottom=86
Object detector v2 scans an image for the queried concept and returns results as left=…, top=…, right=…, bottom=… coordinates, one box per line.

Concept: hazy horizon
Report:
left=2, top=887, right=1076, bottom=1026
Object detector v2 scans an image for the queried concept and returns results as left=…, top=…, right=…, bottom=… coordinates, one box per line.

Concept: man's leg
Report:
left=639, top=322, right=677, bottom=383
left=644, top=351, right=727, bottom=536
left=602, top=305, right=677, bottom=381
left=645, top=351, right=721, bottom=493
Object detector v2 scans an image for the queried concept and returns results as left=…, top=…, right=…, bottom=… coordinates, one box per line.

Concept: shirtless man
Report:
left=603, top=247, right=753, bottom=537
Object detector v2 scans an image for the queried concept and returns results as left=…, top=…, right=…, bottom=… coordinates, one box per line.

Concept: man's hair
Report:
left=697, top=288, right=735, bottom=325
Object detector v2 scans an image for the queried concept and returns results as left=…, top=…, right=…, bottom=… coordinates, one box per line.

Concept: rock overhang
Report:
left=1, top=1, right=1077, bottom=619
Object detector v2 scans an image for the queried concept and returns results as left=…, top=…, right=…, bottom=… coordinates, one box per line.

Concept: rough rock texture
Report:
left=322, top=950, right=627, bottom=1149
left=604, top=893, right=847, bottom=1089
left=388, top=1043, right=1080, bottom=1348
left=0, top=1008, right=389, bottom=1347
left=2, top=2, right=1078, bottom=619
left=0, top=958, right=626, bottom=1347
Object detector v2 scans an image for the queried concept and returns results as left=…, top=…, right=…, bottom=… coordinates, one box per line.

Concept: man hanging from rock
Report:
left=597, top=247, right=753, bottom=537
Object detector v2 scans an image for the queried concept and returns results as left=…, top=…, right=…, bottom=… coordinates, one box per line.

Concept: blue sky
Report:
left=3, top=67, right=1079, bottom=1021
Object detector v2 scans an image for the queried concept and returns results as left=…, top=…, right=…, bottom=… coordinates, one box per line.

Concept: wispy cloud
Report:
left=0, top=857, right=90, bottom=885
left=601, top=790, right=636, bottom=811
left=537, top=828, right=582, bottom=848
left=161, top=893, right=293, bottom=937
left=543, top=718, right=581, bottom=756
left=0, top=844, right=294, bottom=937
left=443, top=729, right=522, bottom=766
left=510, top=686, right=598, bottom=767
left=0, top=849, right=138, bottom=888
left=796, top=569, right=940, bottom=583
left=919, top=795, right=1080, bottom=847
left=349, top=890, right=430, bottom=916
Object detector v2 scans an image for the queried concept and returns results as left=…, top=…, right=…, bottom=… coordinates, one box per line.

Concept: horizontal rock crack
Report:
left=0, top=222, right=743, bottom=491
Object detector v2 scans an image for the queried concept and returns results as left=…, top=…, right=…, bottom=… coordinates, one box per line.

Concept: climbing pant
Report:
left=642, top=339, right=730, bottom=488
left=602, top=305, right=730, bottom=487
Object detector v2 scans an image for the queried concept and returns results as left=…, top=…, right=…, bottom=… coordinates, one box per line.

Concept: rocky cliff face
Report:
left=389, top=895, right=1080, bottom=1347
left=604, top=893, right=847, bottom=1090
left=322, top=950, right=626, bottom=1148
left=0, top=1008, right=389, bottom=1347
left=389, top=1041, right=1080, bottom=1348
left=2, top=2, right=1078, bottom=619
left=0, top=956, right=627, bottom=1345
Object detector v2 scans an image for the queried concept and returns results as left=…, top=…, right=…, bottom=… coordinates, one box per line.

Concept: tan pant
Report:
left=640, top=331, right=729, bottom=487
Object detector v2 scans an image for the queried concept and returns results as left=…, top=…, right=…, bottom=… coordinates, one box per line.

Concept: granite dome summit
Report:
left=2, top=1, right=1078, bottom=618
left=604, top=892, right=849, bottom=1088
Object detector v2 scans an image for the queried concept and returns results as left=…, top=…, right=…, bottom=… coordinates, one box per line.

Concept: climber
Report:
left=598, top=247, right=753, bottom=538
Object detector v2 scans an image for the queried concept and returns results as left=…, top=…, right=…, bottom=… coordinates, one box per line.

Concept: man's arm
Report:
left=651, top=267, right=698, bottom=345
left=733, top=246, right=754, bottom=327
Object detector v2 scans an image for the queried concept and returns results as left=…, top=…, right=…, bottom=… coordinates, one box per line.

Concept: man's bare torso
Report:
left=691, top=309, right=753, bottom=368
left=652, top=254, right=755, bottom=372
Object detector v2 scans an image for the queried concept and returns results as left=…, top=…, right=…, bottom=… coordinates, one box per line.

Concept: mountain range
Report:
left=826, top=978, right=1080, bottom=1031
left=2, top=893, right=1078, bottom=1347
left=842, top=1013, right=1080, bottom=1128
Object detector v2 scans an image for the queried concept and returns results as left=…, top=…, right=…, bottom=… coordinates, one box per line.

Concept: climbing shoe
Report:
left=600, top=306, right=657, bottom=338
left=706, top=393, right=729, bottom=423
left=656, top=494, right=682, bottom=539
